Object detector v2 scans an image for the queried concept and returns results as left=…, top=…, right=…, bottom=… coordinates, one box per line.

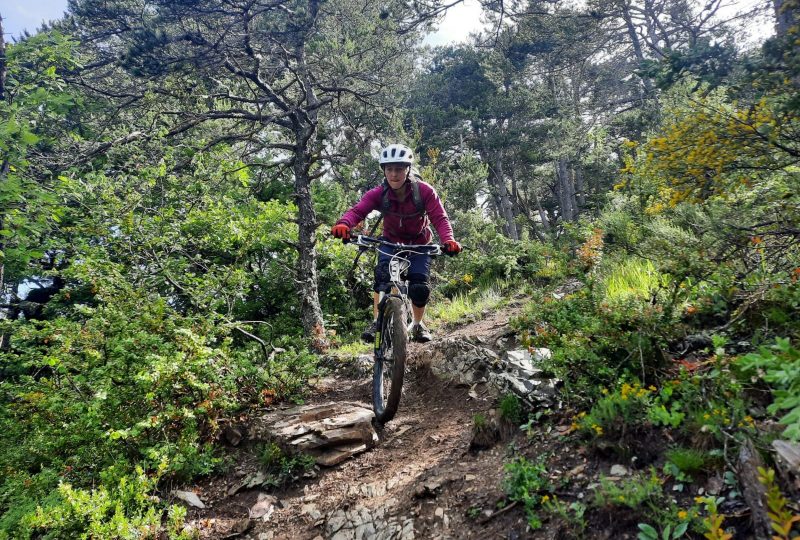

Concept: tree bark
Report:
left=291, top=18, right=327, bottom=351
left=475, top=138, right=508, bottom=236
left=494, top=151, right=519, bottom=240
left=555, top=158, right=577, bottom=223
left=773, top=0, right=798, bottom=38
left=293, top=144, right=325, bottom=350
left=0, top=14, right=6, bottom=102
left=618, top=0, right=655, bottom=95
left=533, top=190, right=551, bottom=233
left=574, top=166, right=586, bottom=209
left=0, top=16, right=8, bottom=349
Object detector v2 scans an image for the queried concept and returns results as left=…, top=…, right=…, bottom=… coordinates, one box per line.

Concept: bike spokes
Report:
left=372, top=297, right=407, bottom=424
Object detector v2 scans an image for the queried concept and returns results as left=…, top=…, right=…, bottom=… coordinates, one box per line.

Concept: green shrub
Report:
left=13, top=467, right=194, bottom=540
left=258, top=443, right=316, bottom=488
left=736, top=338, right=800, bottom=441
left=499, top=393, right=523, bottom=425
left=516, top=286, right=673, bottom=404
left=664, top=448, right=708, bottom=476
left=0, top=281, right=318, bottom=537
left=637, top=521, right=689, bottom=540
left=436, top=229, right=568, bottom=296
left=542, top=496, right=587, bottom=534
left=593, top=469, right=664, bottom=511
left=502, top=456, right=552, bottom=529
left=574, top=382, right=655, bottom=442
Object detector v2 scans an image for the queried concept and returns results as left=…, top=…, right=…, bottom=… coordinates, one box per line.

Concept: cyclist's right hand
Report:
left=331, top=223, right=351, bottom=241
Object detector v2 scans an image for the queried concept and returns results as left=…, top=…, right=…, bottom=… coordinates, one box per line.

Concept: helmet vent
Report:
left=378, top=144, right=414, bottom=166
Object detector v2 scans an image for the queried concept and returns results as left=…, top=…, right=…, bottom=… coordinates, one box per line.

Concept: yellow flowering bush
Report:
left=574, top=381, right=655, bottom=444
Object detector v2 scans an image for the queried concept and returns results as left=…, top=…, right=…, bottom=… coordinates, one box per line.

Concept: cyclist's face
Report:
left=384, top=164, right=409, bottom=189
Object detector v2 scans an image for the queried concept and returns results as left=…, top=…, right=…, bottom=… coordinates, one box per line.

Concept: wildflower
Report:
left=618, top=495, right=625, bottom=502
left=703, top=413, right=711, bottom=420
left=678, top=510, right=688, bottom=520
left=541, top=495, right=550, bottom=504
left=592, top=424, right=603, bottom=435
left=462, top=274, right=474, bottom=284
left=648, top=385, right=657, bottom=392
left=601, top=388, right=609, bottom=395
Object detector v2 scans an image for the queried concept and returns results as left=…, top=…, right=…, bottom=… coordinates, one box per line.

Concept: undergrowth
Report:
left=0, top=284, right=318, bottom=539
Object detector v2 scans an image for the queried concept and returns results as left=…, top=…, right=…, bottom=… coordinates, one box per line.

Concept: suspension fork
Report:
left=373, top=291, right=405, bottom=357
left=375, top=257, right=409, bottom=355
left=374, top=291, right=387, bottom=355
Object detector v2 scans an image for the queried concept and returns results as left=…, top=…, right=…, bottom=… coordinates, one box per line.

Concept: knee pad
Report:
left=373, top=262, right=390, bottom=292
left=408, top=282, right=431, bottom=308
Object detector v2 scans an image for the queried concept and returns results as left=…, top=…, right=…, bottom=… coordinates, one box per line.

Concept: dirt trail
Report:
left=190, top=303, right=533, bottom=539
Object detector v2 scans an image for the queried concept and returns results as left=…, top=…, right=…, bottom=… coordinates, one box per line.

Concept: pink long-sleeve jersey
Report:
left=336, top=180, right=454, bottom=245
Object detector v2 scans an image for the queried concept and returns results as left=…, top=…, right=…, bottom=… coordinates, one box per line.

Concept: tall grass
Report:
left=601, top=258, right=664, bottom=304
left=427, top=285, right=506, bottom=325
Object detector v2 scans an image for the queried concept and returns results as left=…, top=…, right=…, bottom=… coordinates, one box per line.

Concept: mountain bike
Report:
left=349, top=235, right=443, bottom=424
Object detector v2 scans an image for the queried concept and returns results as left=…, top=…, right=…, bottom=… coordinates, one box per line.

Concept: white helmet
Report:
left=379, top=143, right=414, bottom=166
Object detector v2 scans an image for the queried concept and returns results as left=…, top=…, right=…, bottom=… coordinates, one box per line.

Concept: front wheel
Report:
left=373, top=297, right=407, bottom=424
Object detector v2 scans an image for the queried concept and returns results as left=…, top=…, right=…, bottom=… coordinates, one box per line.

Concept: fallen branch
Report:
left=479, top=500, right=519, bottom=524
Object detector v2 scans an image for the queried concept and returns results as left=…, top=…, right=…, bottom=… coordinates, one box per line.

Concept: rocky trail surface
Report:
left=177, top=300, right=569, bottom=539
left=171, top=282, right=798, bottom=540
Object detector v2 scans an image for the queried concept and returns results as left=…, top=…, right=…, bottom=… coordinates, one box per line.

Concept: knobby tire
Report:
left=373, top=297, right=407, bottom=424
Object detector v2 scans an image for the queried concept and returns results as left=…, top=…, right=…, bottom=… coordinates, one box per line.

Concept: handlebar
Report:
left=346, top=235, right=444, bottom=256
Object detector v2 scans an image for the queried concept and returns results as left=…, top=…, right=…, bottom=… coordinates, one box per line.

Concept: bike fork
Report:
left=373, top=291, right=386, bottom=357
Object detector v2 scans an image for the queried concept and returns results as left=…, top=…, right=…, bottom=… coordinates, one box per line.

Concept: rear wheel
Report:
left=372, top=297, right=407, bottom=424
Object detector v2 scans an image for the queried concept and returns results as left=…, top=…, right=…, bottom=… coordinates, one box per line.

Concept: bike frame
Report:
left=350, top=235, right=441, bottom=358
left=349, top=235, right=443, bottom=423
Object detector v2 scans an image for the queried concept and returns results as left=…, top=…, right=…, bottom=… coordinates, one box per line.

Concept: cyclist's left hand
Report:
left=443, top=240, right=462, bottom=256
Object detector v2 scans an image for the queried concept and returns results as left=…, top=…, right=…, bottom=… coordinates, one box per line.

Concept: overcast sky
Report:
left=1, top=0, right=483, bottom=43
left=1, top=0, right=69, bottom=38
left=0, top=0, right=771, bottom=47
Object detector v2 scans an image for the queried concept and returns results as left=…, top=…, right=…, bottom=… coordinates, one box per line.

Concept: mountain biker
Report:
left=331, top=143, right=462, bottom=343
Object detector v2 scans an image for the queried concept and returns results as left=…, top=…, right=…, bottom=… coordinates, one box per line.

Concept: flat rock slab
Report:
left=251, top=402, right=378, bottom=466
left=426, top=339, right=560, bottom=407
left=326, top=503, right=414, bottom=540
left=772, top=439, right=800, bottom=495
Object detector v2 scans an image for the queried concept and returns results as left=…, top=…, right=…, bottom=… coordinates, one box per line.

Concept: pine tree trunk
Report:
left=533, top=190, right=551, bottom=232
left=0, top=17, right=9, bottom=349
left=774, top=0, right=797, bottom=37
left=494, top=152, right=519, bottom=240
left=292, top=28, right=326, bottom=351
left=555, top=158, right=576, bottom=223
left=293, top=145, right=325, bottom=350
left=574, top=166, right=586, bottom=209
left=618, top=0, right=654, bottom=94
left=0, top=14, right=6, bottom=102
